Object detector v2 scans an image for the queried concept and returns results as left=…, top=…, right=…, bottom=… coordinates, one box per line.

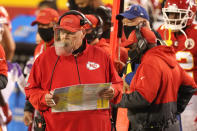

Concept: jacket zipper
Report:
left=74, top=56, right=81, bottom=84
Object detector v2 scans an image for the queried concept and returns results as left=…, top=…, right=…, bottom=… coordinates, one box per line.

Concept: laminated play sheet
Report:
left=51, top=83, right=111, bottom=112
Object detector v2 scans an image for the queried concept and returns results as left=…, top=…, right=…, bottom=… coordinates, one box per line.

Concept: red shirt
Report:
left=0, top=44, right=7, bottom=77
left=95, top=38, right=111, bottom=56
left=96, top=38, right=128, bottom=73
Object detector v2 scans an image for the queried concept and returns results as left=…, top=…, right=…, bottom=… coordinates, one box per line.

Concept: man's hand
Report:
left=99, top=87, right=115, bottom=100
left=114, top=59, right=125, bottom=74
left=45, top=93, right=56, bottom=107
left=23, top=111, right=33, bottom=126
left=2, top=103, right=12, bottom=125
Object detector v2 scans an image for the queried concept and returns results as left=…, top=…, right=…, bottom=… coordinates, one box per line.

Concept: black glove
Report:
left=177, top=85, right=197, bottom=114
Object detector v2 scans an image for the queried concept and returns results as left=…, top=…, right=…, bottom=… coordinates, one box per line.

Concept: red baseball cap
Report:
left=84, top=14, right=98, bottom=29
left=55, top=15, right=84, bottom=32
left=122, top=27, right=156, bottom=47
left=31, top=8, right=59, bottom=26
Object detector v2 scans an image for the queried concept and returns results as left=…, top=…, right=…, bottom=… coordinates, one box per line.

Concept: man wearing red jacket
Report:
left=118, top=26, right=197, bottom=131
left=85, top=14, right=128, bottom=75
left=25, top=11, right=123, bottom=131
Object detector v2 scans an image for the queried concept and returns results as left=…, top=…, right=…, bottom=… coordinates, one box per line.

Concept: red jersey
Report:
left=0, top=44, right=7, bottom=77
left=158, top=24, right=197, bottom=83
left=95, top=38, right=111, bottom=56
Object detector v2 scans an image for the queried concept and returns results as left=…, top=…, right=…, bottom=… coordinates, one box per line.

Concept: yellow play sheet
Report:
left=52, top=83, right=111, bottom=112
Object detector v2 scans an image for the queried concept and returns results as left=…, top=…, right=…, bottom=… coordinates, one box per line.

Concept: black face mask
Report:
left=38, top=28, right=54, bottom=42
left=86, top=33, right=95, bottom=44
left=123, top=26, right=136, bottom=39
left=101, top=28, right=110, bottom=39
left=86, top=28, right=99, bottom=44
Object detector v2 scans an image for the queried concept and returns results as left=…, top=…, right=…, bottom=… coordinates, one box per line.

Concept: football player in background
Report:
left=0, top=7, right=12, bottom=130
left=0, top=6, right=15, bottom=62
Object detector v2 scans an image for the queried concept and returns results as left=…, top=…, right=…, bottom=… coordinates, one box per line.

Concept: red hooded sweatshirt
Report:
left=119, top=45, right=197, bottom=130
left=25, top=43, right=123, bottom=131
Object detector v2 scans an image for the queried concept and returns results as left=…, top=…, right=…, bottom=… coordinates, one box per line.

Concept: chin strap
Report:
left=165, top=27, right=188, bottom=48
left=165, top=28, right=173, bottom=46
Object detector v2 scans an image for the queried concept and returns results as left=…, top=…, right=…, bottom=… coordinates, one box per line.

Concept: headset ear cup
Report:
left=96, top=26, right=103, bottom=38
left=137, top=39, right=147, bottom=53
left=95, top=15, right=103, bottom=38
left=80, top=19, right=85, bottom=26
left=135, top=25, right=148, bottom=53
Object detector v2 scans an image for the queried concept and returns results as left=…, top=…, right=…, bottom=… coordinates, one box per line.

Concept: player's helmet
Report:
left=0, top=6, right=11, bottom=30
left=0, top=6, right=9, bottom=24
left=0, top=6, right=8, bottom=41
left=162, top=0, right=197, bottom=30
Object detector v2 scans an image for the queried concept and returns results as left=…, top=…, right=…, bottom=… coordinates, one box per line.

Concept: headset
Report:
left=96, top=6, right=112, bottom=26
left=86, top=14, right=103, bottom=42
left=85, top=14, right=104, bottom=43
left=135, top=24, right=148, bottom=53
left=93, top=15, right=103, bottom=39
left=128, top=23, right=148, bottom=63
left=57, top=10, right=92, bottom=27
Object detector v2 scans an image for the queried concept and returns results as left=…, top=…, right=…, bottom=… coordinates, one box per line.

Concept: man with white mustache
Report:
left=25, top=11, right=123, bottom=131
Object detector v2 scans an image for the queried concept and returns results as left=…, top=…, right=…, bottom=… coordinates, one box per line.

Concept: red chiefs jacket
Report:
left=25, top=43, right=123, bottom=131
left=119, top=45, right=197, bottom=130
left=0, top=44, right=7, bottom=77
left=34, top=39, right=54, bottom=59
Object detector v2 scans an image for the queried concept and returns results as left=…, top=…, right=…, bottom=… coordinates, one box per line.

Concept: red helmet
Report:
left=0, top=6, right=9, bottom=24
left=162, top=0, right=197, bottom=30
left=0, top=6, right=11, bottom=29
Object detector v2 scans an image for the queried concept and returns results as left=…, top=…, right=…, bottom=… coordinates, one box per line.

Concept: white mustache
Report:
left=54, top=41, right=70, bottom=47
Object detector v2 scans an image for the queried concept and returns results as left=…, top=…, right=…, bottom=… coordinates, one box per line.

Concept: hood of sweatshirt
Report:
left=142, top=45, right=177, bottom=68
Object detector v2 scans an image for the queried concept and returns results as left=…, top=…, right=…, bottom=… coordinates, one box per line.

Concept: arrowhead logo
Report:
left=86, top=61, right=100, bottom=70
left=140, top=76, right=145, bottom=80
